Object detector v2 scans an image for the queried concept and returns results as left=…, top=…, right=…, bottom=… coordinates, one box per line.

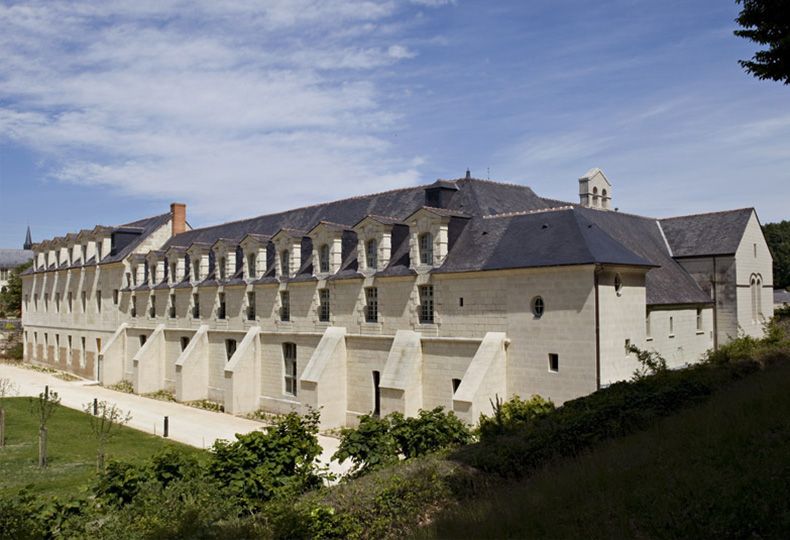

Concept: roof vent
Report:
left=424, top=180, right=460, bottom=209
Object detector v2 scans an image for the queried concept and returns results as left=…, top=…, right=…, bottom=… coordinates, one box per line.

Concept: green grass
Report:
left=419, top=360, right=790, bottom=539
left=0, top=397, right=206, bottom=498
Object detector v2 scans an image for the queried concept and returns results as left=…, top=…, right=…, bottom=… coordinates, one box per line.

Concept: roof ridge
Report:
left=659, top=207, right=754, bottom=221
left=483, top=206, right=574, bottom=219
left=177, top=183, right=436, bottom=235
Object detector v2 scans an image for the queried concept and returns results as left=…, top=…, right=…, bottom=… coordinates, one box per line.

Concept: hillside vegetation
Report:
left=1, top=319, right=788, bottom=539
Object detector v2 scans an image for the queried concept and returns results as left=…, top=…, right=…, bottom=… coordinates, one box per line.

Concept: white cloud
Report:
left=0, top=0, right=442, bottom=224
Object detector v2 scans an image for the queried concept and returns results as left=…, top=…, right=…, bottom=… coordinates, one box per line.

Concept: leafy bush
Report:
left=334, top=407, right=472, bottom=478
left=390, top=408, right=473, bottom=460
left=208, top=408, right=326, bottom=511
left=8, top=342, right=23, bottom=360
left=334, top=413, right=398, bottom=477
left=477, top=394, right=555, bottom=441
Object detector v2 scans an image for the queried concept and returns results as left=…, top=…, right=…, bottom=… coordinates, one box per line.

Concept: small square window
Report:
left=548, top=353, right=559, bottom=372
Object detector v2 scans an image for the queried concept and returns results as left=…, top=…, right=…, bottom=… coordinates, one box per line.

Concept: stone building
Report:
left=0, top=226, right=34, bottom=294
left=20, top=169, right=774, bottom=427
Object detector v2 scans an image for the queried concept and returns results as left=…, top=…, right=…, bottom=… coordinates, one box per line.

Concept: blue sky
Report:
left=1, top=0, right=788, bottom=249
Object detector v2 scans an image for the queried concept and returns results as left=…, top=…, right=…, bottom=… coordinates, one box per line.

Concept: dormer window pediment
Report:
left=353, top=215, right=401, bottom=276
left=308, top=221, right=351, bottom=278
left=272, top=229, right=308, bottom=280
left=240, top=234, right=270, bottom=282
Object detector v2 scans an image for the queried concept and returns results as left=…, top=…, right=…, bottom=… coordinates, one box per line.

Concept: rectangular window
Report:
left=283, top=342, right=297, bottom=396
left=180, top=336, right=190, bottom=351
left=81, top=337, right=86, bottom=367
left=113, top=289, right=119, bottom=305
left=319, top=288, right=330, bottom=322
left=281, top=291, right=290, bottom=322
left=139, top=335, right=147, bottom=348
left=149, top=294, right=156, bottom=318
left=247, top=292, right=256, bottom=321
left=96, top=291, right=102, bottom=313
left=548, top=353, right=559, bottom=372
left=247, top=253, right=255, bottom=279
left=225, top=339, right=237, bottom=361
left=67, top=335, right=73, bottom=365
left=646, top=312, right=651, bottom=339
left=55, top=334, right=60, bottom=362
left=373, top=371, right=381, bottom=417
left=131, top=296, right=137, bottom=318
left=696, top=308, right=702, bottom=332
left=419, top=285, right=434, bottom=324
left=193, top=293, right=200, bottom=319
left=81, top=291, right=86, bottom=312
left=169, top=293, right=176, bottom=318
left=365, top=287, right=378, bottom=323
left=218, top=292, right=226, bottom=320
left=669, top=316, right=674, bottom=336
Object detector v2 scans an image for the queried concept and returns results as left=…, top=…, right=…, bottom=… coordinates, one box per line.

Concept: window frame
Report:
left=283, top=342, right=297, bottom=396
left=365, top=287, right=378, bottom=323
left=318, top=288, right=330, bottom=322
left=366, top=238, right=378, bottom=270
left=419, top=232, right=434, bottom=265
left=419, top=284, right=434, bottom=324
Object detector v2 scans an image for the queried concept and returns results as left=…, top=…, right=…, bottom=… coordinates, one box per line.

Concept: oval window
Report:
left=531, top=296, right=545, bottom=318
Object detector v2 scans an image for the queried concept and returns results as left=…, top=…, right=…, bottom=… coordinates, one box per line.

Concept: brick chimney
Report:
left=171, top=203, right=186, bottom=237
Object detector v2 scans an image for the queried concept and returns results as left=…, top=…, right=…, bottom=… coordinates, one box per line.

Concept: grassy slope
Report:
left=0, top=397, right=205, bottom=498
left=420, top=360, right=790, bottom=539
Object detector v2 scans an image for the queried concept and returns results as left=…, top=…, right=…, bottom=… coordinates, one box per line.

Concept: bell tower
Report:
left=578, top=168, right=612, bottom=210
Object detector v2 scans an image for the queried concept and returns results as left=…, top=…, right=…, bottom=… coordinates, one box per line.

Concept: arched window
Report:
left=319, top=244, right=330, bottom=273
left=751, top=276, right=758, bottom=323
left=366, top=238, right=378, bottom=269
left=592, top=186, right=599, bottom=207
left=419, top=232, right=433, bottom=265
left=753, top=275, right=763, bottom=322
left=281, top=249, right=289, bottom=277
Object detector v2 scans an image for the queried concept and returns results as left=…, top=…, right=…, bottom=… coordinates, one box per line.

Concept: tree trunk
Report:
left=39, top=427, right=47, bottom=469
left=1, top=408, right=5, bottom=447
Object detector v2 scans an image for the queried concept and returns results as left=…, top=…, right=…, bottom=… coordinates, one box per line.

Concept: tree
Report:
left=0, top=378, right=18, bottom=447
left=763, top=220, right=790, bottom=290
left=30, top=389, right=60, bottom=468
left=84, top=400, right=132, bottom=472
left=0, top=260, right=32, bottom=316
left=734, top=0, right=790, bottom=84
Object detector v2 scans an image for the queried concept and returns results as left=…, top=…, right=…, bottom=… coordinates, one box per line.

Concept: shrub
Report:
left=477, top=394, right=555, bottom=441
left=208, top=408, right=326, bottom=511
left=334, top=407, right=473, bottom=479
left=334, top=413, right=398, bottom=477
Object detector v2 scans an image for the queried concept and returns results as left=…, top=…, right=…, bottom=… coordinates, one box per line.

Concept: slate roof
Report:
left=26, top=177, right=742, bottom=308
left=659, top=208, right=754, bottom=257
left=0, top=250, right=33, bottom=268
left=572, top=207, right=713, bottom=306
left=775, top=289, right=790, bottom=306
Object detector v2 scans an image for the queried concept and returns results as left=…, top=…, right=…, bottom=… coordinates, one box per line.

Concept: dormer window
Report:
left=281, top=249, right=289, bottom=277
left=319, top=244, right=330, bottom=273
left=419, top=233, right=433, bottom=265
left=366, top=238, right=378, bottom=269
left=150, top=264, right=157, bottom=284
left=96, top=243, right=102, bottom=262
left=81, top=245, right=87, bottom=263
left=193, top=258, right=200, bottom=282
left=170, top=262, right=177, bottom=284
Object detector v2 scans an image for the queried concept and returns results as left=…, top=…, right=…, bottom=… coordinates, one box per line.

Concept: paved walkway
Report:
left=0, top=363, right=348, bottom=477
